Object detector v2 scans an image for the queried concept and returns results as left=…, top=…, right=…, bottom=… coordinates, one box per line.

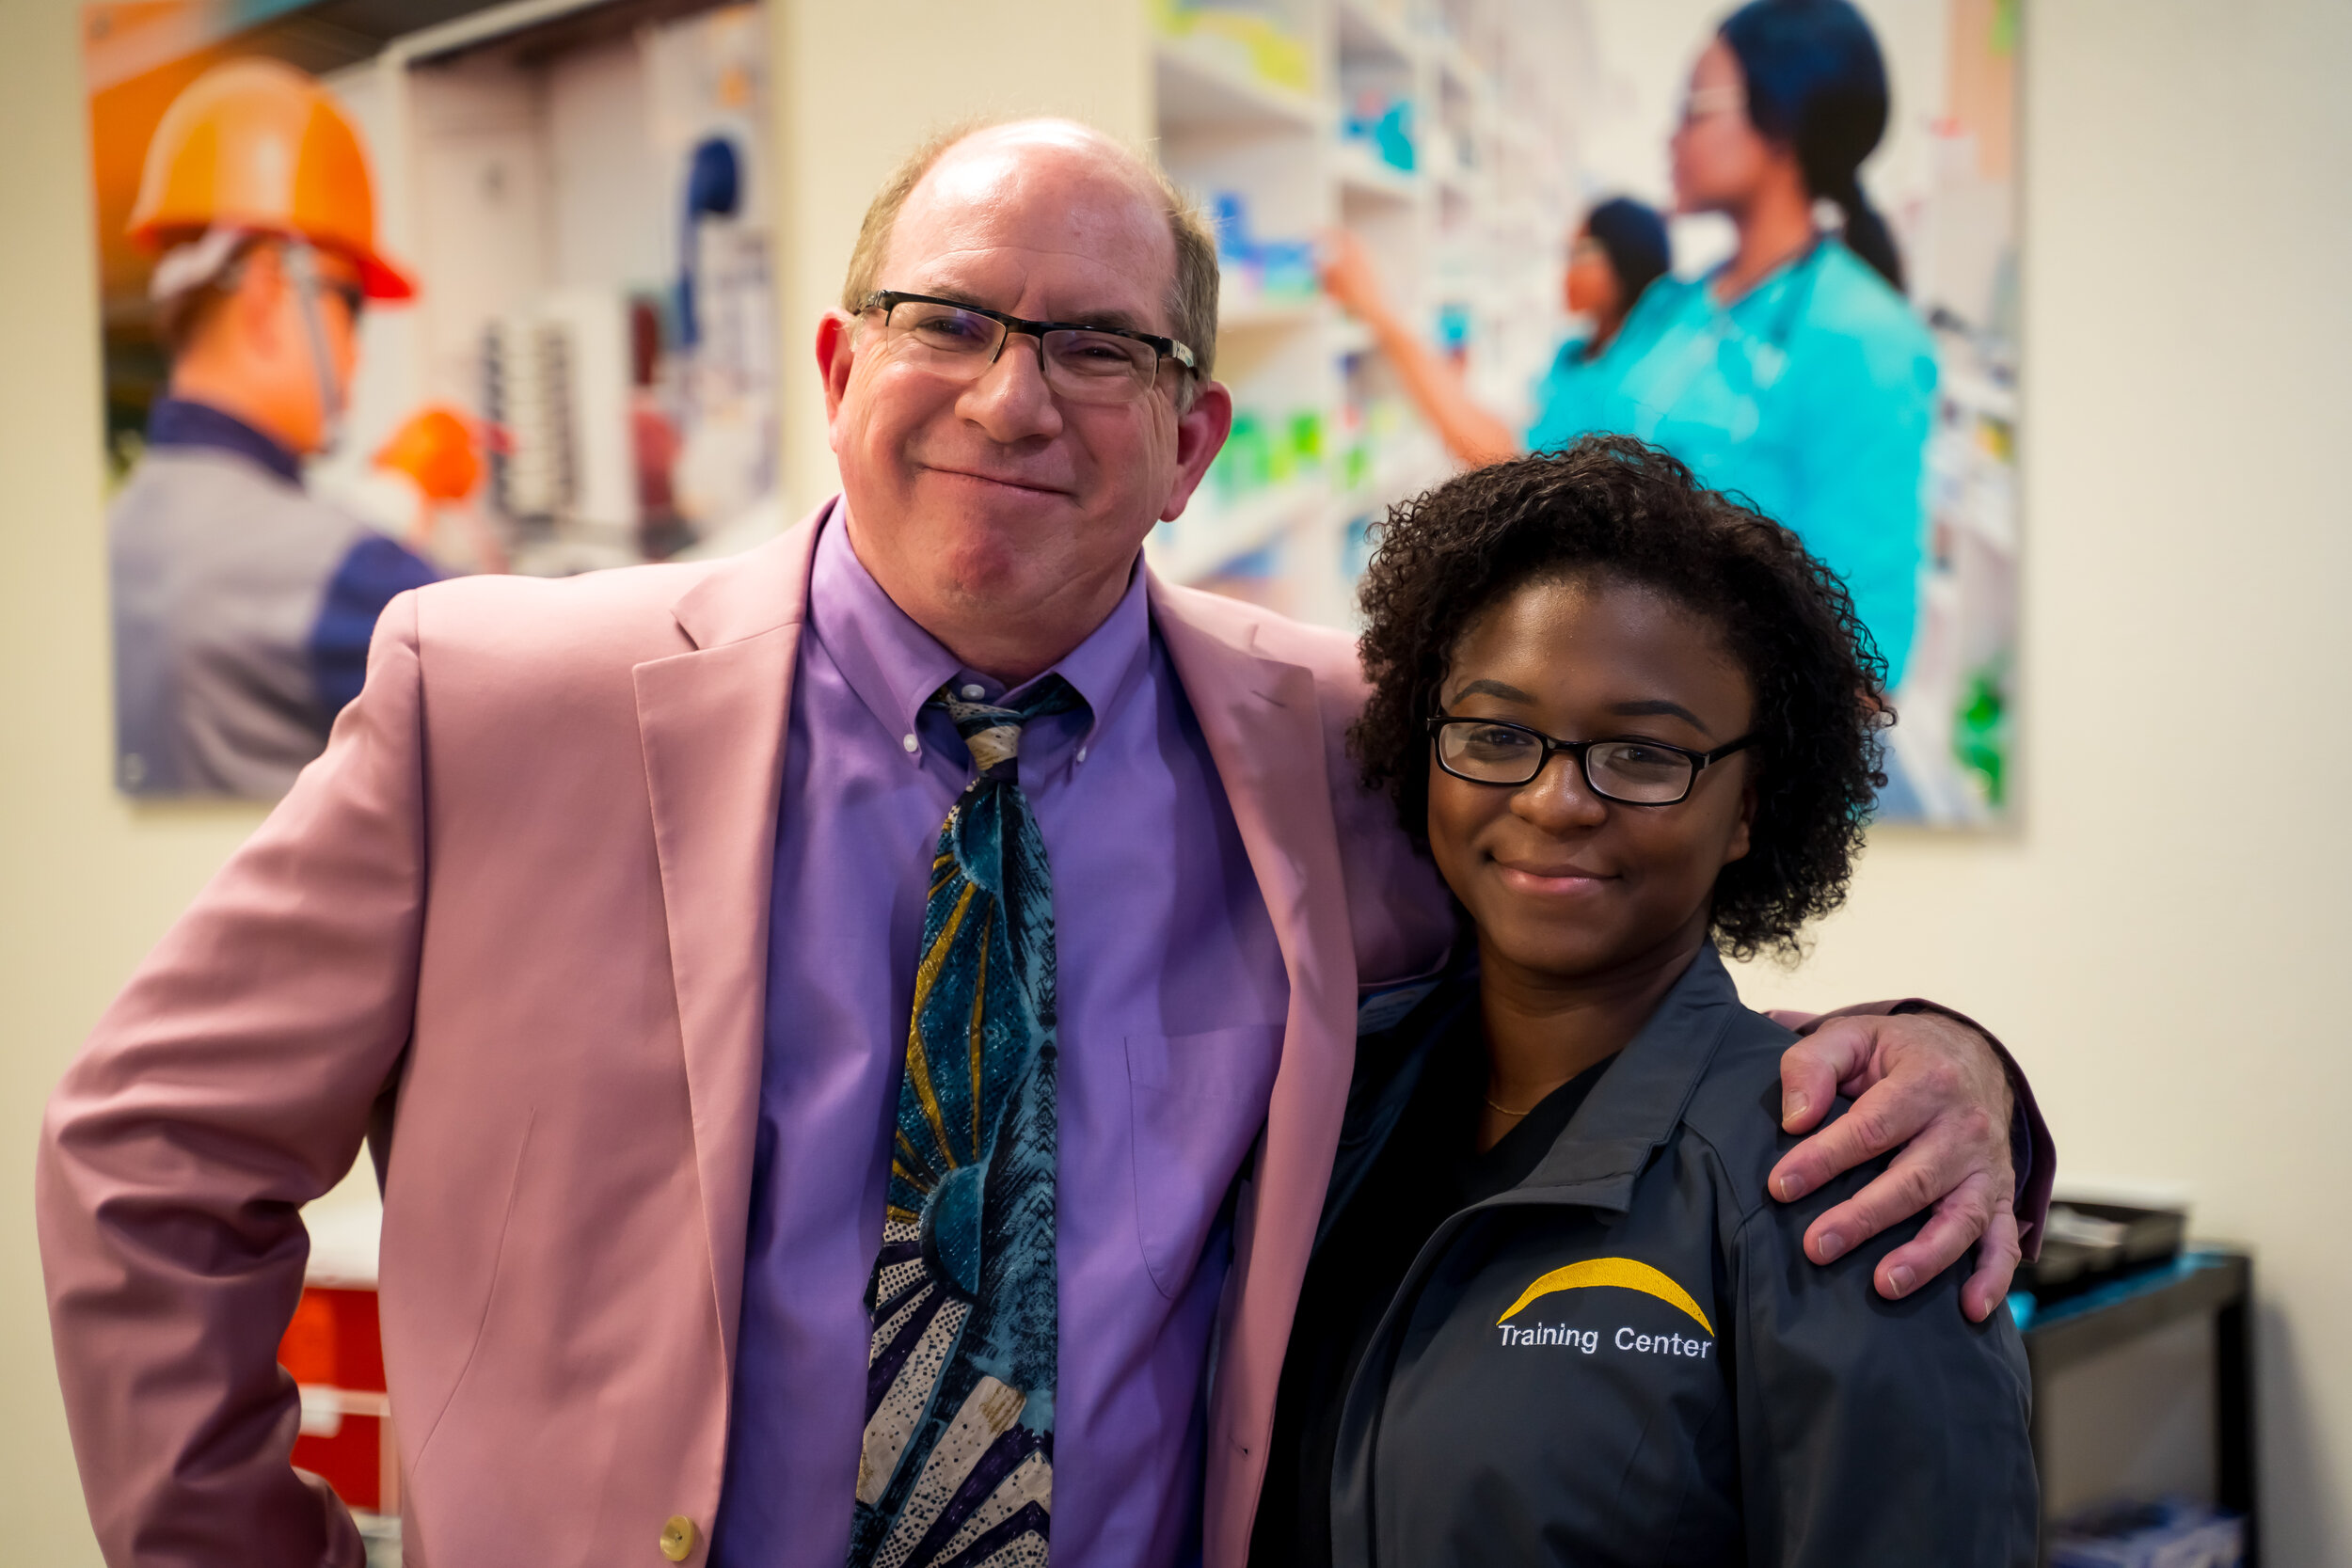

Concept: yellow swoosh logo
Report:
left=1496, top=1258, right=1715, bottom=1337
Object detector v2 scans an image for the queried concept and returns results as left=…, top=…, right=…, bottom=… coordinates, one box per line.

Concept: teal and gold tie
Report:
left=849, top=676, right=1085, bottom=1568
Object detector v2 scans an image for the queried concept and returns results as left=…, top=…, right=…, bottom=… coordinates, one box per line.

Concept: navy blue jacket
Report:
left=1283, top=946, right=2038, bottom=1566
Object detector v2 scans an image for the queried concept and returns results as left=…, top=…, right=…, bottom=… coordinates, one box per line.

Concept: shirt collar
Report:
left=1707, top=235, right=1830, bottom=315
left=144, top=397, right=303, bottom=486
left=806, top=500, right=1152, bottom=754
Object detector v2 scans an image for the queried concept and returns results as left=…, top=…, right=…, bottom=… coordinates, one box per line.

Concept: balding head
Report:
left=842, top=118, right=1220, bottom=379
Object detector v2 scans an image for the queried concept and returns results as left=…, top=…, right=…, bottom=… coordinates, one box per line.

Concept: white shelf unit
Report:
left=1141, top=0, right=1588, bottom=628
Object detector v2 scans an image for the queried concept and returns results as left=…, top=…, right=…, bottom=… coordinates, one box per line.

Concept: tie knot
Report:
left=932, top=675, right=1086, bottom=782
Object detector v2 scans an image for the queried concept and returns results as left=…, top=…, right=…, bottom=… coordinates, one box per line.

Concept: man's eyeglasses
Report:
left=1429, top=715, right=1757, bottom=806
left=858, top=290, right=1199, bottom=406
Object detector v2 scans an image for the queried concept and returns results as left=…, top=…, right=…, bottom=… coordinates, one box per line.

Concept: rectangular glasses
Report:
left=859, top=290, right=1198, bottom=405
left=1430, top=715, right=1756, bottom=806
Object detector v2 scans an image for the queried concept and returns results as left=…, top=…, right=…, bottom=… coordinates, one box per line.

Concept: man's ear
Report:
left=1160, top=377, right=1234, bottom=524
left=817, top=310, right=859, bottom=424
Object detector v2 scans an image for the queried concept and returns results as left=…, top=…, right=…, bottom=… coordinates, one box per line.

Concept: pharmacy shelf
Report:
left=1334, top=144, right=1419, bottom=206
left=1155, top=37, right=1325, bottom=135
left=1145, top=0, right=1581, bottom=621
left=1941, top=363, right=2020, bottom=423
left=1335, top=0, right=1416, bottom=68
left=1218, top=295, right=1324, bottom=333
left=1335, top=435, right=1454, bottom=518
left=1433, top=39, right=1492, bottom=107
left=1147, top=479, right=1327, bottom=584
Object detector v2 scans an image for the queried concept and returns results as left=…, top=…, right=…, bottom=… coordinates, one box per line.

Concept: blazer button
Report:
left=659, top=1514, right=697, bottom=1561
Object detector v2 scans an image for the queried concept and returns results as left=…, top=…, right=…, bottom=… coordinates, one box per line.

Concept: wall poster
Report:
left=85, top=0, right=781, bottom=800
left=1544, top=0, right=2020, bottom=826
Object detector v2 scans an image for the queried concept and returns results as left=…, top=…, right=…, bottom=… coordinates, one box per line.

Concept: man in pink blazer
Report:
left=40, top=120, right=2046, bottom=1568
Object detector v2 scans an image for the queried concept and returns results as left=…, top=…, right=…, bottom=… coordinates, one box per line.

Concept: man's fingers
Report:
left=1800, top=1139, right=1948, bottom=1263
left=1959, top=1206, right=2025, bottom=1323
left=1777, top=1021, right=1869, bottom=1134
left=1870, top=1170, right=2000, bottom=1300
left=1768, top=1075, right=1928, bottom=1205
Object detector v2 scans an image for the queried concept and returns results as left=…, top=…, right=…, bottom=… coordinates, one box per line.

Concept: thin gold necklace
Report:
left=1486, top=1083, right=1570, bottom=1118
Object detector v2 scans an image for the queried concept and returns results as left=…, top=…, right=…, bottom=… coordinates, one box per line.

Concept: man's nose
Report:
left=959, top=330, right=1064, bottom=442
left=1511, top=752, right=1610, bottom=832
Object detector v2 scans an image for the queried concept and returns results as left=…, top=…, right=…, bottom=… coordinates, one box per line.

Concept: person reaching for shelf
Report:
left=1318, top=196, right=1671, bottom=470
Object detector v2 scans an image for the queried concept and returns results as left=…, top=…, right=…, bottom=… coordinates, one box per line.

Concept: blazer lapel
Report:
left=1149, top=575, right=1360, bottom=1568
left=634, top=507, right=827, bottom=1371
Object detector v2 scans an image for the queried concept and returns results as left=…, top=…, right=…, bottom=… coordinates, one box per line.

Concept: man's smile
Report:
left=918, top=462, right=1073, bottom=498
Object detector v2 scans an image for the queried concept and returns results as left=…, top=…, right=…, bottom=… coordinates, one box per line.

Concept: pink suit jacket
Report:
left=39, top=507, right=1458, bottom=1568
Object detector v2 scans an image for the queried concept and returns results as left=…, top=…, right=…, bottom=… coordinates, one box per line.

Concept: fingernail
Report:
left=1886, top=1265, right=1915, bottom=1296
left=1817, top=1229, right=1846, bottom=1261
left=1782, top=1093, right=1809, bottom=1128
left=1775, top=1171, right=1807, bottom=1201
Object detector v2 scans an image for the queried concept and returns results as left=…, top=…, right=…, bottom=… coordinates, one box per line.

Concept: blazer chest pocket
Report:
left=1125, top=1025, right=1283, bottom=1300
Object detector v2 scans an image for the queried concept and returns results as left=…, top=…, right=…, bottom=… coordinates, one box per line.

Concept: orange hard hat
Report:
left=127, top=57, right=416, bottom=301
left=373, top=405, right=504, bottom=502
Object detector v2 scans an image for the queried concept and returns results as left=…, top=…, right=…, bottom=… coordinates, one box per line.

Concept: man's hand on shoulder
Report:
left=1768, top=1010, right=2023, bottom=1323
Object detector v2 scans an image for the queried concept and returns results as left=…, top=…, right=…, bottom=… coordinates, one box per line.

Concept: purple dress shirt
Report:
left=713, top=507, right=1290, bottom=1567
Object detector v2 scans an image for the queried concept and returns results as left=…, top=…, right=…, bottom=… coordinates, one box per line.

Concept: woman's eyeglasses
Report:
left=1429, top=715, right=1756, bottom=806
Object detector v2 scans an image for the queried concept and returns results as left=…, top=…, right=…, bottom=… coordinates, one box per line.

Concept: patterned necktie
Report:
left=850, top=676, right=1087, bottom=1568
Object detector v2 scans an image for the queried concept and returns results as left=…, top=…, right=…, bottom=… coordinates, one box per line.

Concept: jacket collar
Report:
left=1327, top=942, right=1741, bottom=1234
left=1148, top=574, right=1368, bottom=1568
left=145, top=396, right=303, bottom=486
left=1518, top=943, right=1740, bottom=1211
left=634, top=510, right=823, bottom=1374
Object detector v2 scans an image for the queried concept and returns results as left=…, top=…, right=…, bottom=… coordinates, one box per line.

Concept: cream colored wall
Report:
left=0, top=0, right=271, bottom=1559
left=6, top=0, right=2350, bottom=1560
left=1728, top=1, right=2352, bottom=1558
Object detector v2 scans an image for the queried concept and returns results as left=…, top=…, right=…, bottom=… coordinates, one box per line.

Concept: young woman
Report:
left=1317, top=197, right=1671, bottom=469
left=1249, top=436, right=2036, bottom=1567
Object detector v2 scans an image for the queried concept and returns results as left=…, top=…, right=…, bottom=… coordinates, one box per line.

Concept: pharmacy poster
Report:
left=1163, top=0, right=2020, bottom=827
left=83, top=0, right=779, bottom=799
left=1554, top=0, right=2023, bottom=827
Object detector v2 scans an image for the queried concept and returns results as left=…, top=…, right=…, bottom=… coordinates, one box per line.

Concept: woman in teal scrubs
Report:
left=1550, top=0, right=1934, bottom=682
left=1326, top=0, right=1935, bottom=684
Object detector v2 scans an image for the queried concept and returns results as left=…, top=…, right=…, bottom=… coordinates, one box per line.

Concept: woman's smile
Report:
left=1493, top=861, right=1616, bottom=895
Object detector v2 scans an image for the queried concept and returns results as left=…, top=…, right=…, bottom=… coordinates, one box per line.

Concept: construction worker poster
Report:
left=83, top=0, right=779, bottom=799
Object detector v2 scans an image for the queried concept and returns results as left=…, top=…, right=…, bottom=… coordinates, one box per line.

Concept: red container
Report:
left=277, top=1285, right=395, bottom=1513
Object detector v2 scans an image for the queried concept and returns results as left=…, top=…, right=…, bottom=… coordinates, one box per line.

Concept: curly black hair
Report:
left=1351, top=435, right=1888, bottom=961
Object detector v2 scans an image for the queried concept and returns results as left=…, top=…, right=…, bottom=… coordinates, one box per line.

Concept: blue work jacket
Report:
left=1287, top=946, right=2037, bottom=1566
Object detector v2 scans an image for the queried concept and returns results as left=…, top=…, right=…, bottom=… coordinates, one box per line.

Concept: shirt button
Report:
left=659, top=1514, right=697, bottom=1561
left=959, top=683, right=986, bottom=700
left=901, top=733, right=919, bottom=753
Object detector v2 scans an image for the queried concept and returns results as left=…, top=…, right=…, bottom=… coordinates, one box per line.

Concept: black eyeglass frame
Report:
left=859, top=289, right=1200, bottom=386
left=1427, top=714, right=1758, bottom=805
